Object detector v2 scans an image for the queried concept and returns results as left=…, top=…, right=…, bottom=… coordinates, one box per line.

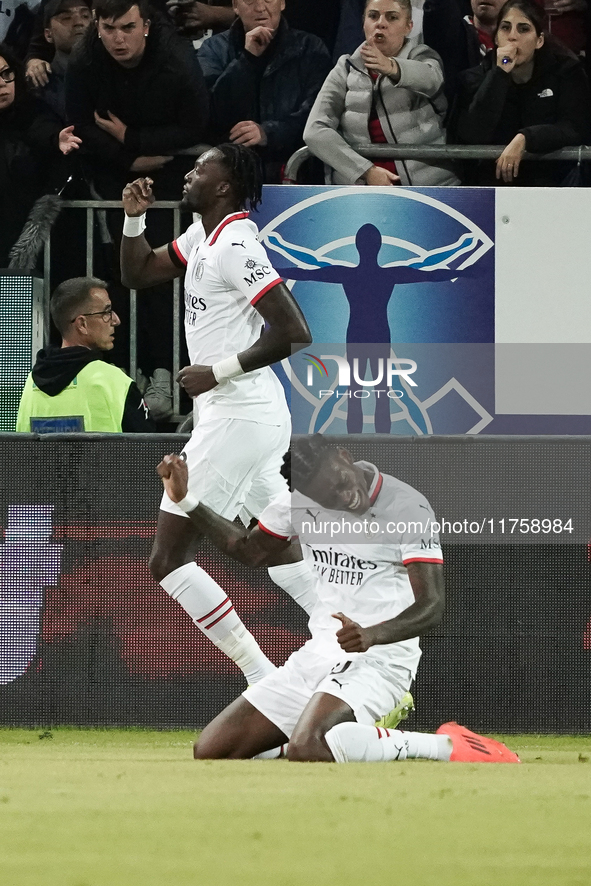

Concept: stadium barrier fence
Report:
left=282, top=143, right=591, bottom=182
left=1, top=433, right=589, bottom=733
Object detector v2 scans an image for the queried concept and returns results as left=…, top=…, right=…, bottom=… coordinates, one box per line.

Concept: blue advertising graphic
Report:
left=258, top=186, right=496, bottom=434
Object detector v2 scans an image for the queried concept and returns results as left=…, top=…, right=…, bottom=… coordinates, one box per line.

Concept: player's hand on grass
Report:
left=122, top=177, right=155, bottom=216
left=177, top=364, right=217, bottom=397
left=332, top=612, right=373, bottom=653
left=157, top=453, right=189, bottom=502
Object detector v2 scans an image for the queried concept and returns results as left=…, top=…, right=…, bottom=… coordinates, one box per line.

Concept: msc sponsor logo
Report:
left=243, top=259, right=272, bottom=286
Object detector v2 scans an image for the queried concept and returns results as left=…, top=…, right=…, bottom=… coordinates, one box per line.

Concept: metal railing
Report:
left=43, top=199, right=185, bottom=419
left=282, top=143, right=591, bottom=182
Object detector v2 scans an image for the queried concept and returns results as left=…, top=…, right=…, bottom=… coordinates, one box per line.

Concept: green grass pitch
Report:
left=1, top=729, right=590, bottom=886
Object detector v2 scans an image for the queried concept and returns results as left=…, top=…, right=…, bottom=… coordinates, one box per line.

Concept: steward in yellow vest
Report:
left=16, top=276, right=155, bottom=433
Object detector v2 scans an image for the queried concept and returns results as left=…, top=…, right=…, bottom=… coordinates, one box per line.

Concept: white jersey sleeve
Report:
left=258, top=489, right=294, bottom=540
left=171, top=221, right=204, bottom=265
left=397, top=496, right=444, bottom=565
left=218, top=228, right=282, bottom=306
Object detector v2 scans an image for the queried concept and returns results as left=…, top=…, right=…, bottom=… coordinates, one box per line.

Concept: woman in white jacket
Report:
left=304, top=0, right=458, bottom=186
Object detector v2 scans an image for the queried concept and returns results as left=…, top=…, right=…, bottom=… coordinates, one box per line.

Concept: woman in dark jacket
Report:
left=450, top=0, right=590, bottom=185
left=0, top=42, right=79, bottom=266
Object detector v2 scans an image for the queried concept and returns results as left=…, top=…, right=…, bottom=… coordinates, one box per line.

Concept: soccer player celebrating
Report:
left=156, top=436, right=520, bottom=764
left=120, top=144, right=314, bottom=685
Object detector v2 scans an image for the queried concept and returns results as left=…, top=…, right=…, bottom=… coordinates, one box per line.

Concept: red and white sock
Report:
left=160, top=562, right=275, bottom=683
left=325, top=723, right=452, bottom=763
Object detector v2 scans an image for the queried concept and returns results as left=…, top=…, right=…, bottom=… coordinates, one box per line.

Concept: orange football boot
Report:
left=436, top=722, right=521, bottom=763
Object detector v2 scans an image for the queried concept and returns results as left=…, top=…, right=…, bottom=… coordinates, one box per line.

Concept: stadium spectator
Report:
left=450, top=0, right=590, bottom=185
left=66, top=0, right=208, bottom=193
left=0, top=42, right=80, bottom=267
left=65, top=0, right=209, bottom=420
left=197, top=0, right=332, bottom=182
left=304, top=0, right=459, bottom=186
left=422, top=0, right=505, bottom=103
left=333, top=0, right=426, bottom=58
left=17, top=276, right=155, bottom=432
left=156, top=438, right=520, bottom=764
left=170, top=0, right=341, bottom=50
left=27, top=0, right=92, bottom=117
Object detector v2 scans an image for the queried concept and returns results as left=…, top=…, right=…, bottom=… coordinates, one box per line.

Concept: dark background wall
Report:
left=1, top=435, right=589, bottom=733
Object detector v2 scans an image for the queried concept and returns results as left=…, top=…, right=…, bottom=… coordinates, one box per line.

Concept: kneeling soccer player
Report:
left=157, top=436, right=520, bottom=764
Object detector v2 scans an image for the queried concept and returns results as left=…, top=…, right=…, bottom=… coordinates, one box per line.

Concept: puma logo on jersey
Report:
left=232, top=241, right=245, bottom=248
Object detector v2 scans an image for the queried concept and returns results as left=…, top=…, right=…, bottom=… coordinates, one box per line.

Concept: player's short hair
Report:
left=364, top=0, right=412, bottom=19
left=94, top=0, right=151, bottom=22
left=50, top=276, right=109, bottom=336
left=494, top=0, right=544, bottom=36
left=215, top=143, right=263, bottom=212
left=281, top=435, right=335, bottom=493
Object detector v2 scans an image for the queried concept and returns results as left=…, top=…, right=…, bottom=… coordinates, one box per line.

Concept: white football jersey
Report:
left=258, top=462, right=444, bottom=675
left=171, top=212, right=288, bottom=425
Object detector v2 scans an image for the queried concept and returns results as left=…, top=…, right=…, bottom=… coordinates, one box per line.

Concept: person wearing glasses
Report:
left=0, top=42, right=81, bottom=267
left=16, top=276, right=155, bottom=433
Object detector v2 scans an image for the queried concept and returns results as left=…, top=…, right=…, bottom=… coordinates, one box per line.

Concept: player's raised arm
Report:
left=120, top=178, right=185, bottom=289
left=333, top=562, right=445, bottom=653
left=157, top=454, right=289, bottom=566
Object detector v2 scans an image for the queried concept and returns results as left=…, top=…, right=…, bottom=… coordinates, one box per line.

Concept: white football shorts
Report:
left=243, top=639, right=412, bottom=738
left=160, top=413, right=290, bottom=522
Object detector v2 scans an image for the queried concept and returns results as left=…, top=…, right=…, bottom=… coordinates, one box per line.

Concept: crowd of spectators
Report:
left=2, top=0, right=590, bottom=420
left=1, top=0, right=587, bottom=215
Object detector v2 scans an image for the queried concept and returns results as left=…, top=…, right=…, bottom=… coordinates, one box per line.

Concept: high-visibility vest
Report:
left=16, top=361, right=133, bottom=433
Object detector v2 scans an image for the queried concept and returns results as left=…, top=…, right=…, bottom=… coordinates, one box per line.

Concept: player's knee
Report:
left=193, top=736, right=218, bottom=759
left=193, top=731, right=245, bottom=760
left=286, top=735, right=333, bottom=763
left=149, top=547, right=176, bottom=583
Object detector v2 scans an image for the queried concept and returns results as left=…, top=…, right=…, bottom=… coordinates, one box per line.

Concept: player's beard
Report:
left=180, top=193, right=194, bottom=212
